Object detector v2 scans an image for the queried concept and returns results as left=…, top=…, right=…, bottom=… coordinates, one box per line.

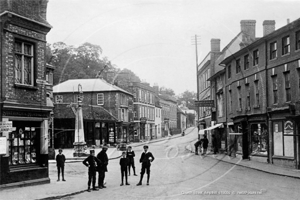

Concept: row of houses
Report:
left=52, top=79, right=189, bottom=148
left=197, top=18, right=300, bottom=169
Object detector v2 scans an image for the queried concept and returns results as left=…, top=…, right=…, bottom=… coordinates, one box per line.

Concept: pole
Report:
left=192, top=35, right=200, bottom=130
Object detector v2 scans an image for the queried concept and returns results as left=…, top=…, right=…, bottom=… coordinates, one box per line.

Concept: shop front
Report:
left=0, top=108, right=51, bottom=187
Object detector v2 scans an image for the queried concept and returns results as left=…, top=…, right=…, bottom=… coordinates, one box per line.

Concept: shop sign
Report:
left=0, top=137, right=6, bottom=155
left=195, top=100, right=214, bottom=107
left=0, top=121, right=13, bottom=132
left=284, top=121, right=293, bottom=134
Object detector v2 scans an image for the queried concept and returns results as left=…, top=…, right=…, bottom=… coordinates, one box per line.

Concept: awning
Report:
left=203, top=123, right=223, bottom=131
left=198, top=123, right=223, bottom=135
left=229, top=132, right=243, bottom=135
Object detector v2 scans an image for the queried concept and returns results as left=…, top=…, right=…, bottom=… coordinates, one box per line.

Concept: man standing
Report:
left=56, top=148, right=66, bottom=181
left=136, top=145, right=155, bottom=186
left=201, top=134, right=209, bottom=155
left=82, top=150, right=101, bottom=192
left=97, top=146, right=109, bottom=189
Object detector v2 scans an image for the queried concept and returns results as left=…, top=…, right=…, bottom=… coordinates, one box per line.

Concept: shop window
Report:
left=9, top=127, right=37, bottom=165
left=14, top=40, right=35, bottom=86
left=273, top=121, right=294, bottom=157
left=270, top=41, right=277, bottom=60
left=282, top=36, right=290, bottom=55
left=250, top=124, right=268, bottom=156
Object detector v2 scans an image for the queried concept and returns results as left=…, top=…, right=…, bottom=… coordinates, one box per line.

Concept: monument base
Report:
left=73, top=142, right=87, bottom=157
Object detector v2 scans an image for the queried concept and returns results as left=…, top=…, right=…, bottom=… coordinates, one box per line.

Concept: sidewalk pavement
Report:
left=186, top=144, right=300, bottom=179
left=49, top=133, right=184, bottom=164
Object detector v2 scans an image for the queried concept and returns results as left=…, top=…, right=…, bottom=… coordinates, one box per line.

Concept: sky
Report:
left=46, top=0, right=300, bottom=95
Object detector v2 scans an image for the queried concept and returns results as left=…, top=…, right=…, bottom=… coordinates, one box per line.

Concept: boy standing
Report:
left=120, top=151, right=130, bottom=186
left=126, top=146, right=137, bottom=176
left=83, top=150, right=101, bottom=192
left=136, top=145, right=155, bottom=186
left=56, top=148, right=66, bottom=181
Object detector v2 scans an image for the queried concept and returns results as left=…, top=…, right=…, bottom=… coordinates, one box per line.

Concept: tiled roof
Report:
left=53, top=79, right=133, bottom=96
left=54, top=104, right=118, bottom=121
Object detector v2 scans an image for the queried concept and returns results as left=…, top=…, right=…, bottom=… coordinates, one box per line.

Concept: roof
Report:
left=53, top=79, right=133, bottom=96
left=54, top=104, right=118, bottom=121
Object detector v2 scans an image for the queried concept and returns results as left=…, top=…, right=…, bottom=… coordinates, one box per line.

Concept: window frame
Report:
left=284, top=72, right=291, bottom=102
left=14, top=39, right=35, bottom=86
left=97, top=93, right=104, bottom=105
left=270, top=41, right=277, bottom=60
left=228, top=65, right=231, bottom=79
left=296, top=31, right=300, bottom=51
left=272, top=75, right=278, bottom=104
left=253, top=50, right=259, bottom=66
left=236, top=59, right=241, bottom=74
left=244, top=55, right=250, bottom=70
left=282, top=36, right=290, bottom=55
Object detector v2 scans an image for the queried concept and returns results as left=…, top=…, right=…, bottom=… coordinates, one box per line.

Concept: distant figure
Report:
left=212, top=134, right=219, bottom=154
left=120, top=151, right=130, bottom=186
left=137, top=145, right=155, bottom=186
left=56, top=148, right=66, bottom=181
left=82, top=150, right=101, bottom=192
left=194, top=138, right=202, bottom=155
left=201, top=135, right=209, bottom=155
left=97, top=146, right=109, bottom=189
left=126, top=146, right=137, bottom=176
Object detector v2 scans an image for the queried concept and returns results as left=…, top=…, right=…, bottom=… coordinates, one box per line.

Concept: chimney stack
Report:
left=263, top=20, right=275, bottom=36
left=287, top=18, right=290, bottom=24
left=240, top=20, right=256, bottom=48
left=211, top=38, right=221, bottom=52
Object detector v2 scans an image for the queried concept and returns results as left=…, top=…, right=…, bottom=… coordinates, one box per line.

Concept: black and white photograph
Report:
left=1, top=0, right=300, bottom=199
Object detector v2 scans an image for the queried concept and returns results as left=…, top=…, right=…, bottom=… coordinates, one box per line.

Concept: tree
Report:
left=177, top=90, right=197, bottom=110
left=159, top=87, right=175, bottom=96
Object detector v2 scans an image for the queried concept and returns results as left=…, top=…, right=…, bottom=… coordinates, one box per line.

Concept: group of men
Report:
left=82, top=145, right=155, bottom=192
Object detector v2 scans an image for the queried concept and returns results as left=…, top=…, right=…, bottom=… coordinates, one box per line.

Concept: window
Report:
left=246, top=87, right=250, bottom=110
left=285, top=72, right=291, bottom=102
left=9, top=127, right=38, bottom=165
left=272, top=75, right=278, bottom=104
left=253, top=50, right=259, bottom=66
left=97, top=93, right=104, bottom=105
left=255, top=81, right=259, bottom=107
left=229, top=89, right=232, bottom=113
left=273, top=121, right=294, bottom=157
left=270, top=42, right=277, bottom=60
left=250, top=124, right=268, bottom=156
left=14, top=40, right=34, bottom=86
left=46, top=70, right=53, bottom=85
left=244, top=55, right=249, bottom=70
left=238, top=88, right=242, bottom=111
left=282, top=36, right=290, bottom=55
left=296, top=31, right=300, bottom=51
left=55, top=95, right=63, bottom=103
left=228, top=65, right=231, bottom=79
left=217, top=93, right=223, bottom=117
left=236, top=59, right=241, bottom=73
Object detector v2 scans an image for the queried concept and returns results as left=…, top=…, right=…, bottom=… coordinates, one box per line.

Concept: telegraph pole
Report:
left=191, top=35, right=200, bottom=130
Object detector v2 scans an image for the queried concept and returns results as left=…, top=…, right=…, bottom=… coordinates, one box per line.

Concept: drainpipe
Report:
left=265, top=40, right=271, bottom=164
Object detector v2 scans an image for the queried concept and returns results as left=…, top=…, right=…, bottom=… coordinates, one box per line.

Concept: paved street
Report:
left=2, top=127, right=300, bottom=200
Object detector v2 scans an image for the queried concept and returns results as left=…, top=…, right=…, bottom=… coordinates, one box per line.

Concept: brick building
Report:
left=0, top=0, right=52, bottom=187
left=221, top=18, right=300, bottom=168
left=53, top=79, right=134, bottom=147
left=129, top=82, right=155, bottom=141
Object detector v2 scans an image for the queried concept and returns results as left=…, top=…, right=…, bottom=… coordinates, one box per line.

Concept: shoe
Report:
left=136, top=182, right=142, bottom=186
left=134, top=174, right=138, bottom=176
left=126, top=183, right=130, bottom=185
left=99, top=186, right=103, bottom=189
left=62, top=179, right=66, bottom=181
left=128, top=174, right=130, bottom=176
left=147, top=182, right=149, bottom=185
left=57, top=179, right=60, bottom=181
left=101, top=185, right=106, bottom=188
left=195, top=153, right=199, bottom=155
left=87, top=188, right=91, bottom=192
left=92, top=188, right=99, bottom=191
left=120, top=183, right=123, bottom=186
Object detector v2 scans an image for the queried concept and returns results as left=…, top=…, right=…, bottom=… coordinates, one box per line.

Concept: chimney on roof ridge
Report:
left=211, top=38, right=221, bottom=52
left=240, top=20, right=256, bottom=49
left=263, top=20, right=276, bottom=36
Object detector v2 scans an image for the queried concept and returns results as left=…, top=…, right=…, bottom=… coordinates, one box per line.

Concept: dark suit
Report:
left=83, top=155, right=101, bottom=189
left=97, top=150, right=108, bottom=187
left=126, top=150, right=136, bottom=175
left=120, top=157, right=129, bottom=183
left=137, top=151, right=155, bottom=185
left=56, top=154, right=66, bottom=180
